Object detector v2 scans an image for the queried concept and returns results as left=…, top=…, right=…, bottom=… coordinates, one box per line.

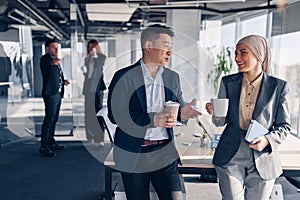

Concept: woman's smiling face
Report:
left=235, top=43, right=261, bottom=73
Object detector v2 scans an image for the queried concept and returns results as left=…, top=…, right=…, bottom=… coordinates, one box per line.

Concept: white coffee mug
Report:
left=212, top=98, right=229, bottom=117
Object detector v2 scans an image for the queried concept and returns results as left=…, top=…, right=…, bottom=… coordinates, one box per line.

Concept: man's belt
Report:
left=142, top=139, right=169, bottom=147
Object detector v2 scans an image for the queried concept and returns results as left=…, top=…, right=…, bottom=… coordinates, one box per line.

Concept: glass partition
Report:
left=270, top=32, right=300, bottom=134
left=0, top=24, right=75, bottom=147
left=0, top=35, right=35, bottom=144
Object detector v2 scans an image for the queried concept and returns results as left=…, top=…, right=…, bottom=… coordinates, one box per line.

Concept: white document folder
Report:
left=245, top=120, right=269, bottom=143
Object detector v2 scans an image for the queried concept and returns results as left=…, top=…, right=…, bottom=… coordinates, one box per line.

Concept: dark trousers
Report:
left=0, top=87, right=8, bottom=126
left=84, top=91, right=105, bottom=142
left=121, top=144, right=182, bottom=200
left=41, top=93, right=61, bottom=148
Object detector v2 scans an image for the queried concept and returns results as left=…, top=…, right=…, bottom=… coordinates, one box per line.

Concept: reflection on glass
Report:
left=0, top=43, right=12, bottom=128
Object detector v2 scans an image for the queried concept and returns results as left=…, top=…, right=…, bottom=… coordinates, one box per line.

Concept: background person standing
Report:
left=40, top=39, right=69, bottom=157
left=82, top=39, right=106, bottom=147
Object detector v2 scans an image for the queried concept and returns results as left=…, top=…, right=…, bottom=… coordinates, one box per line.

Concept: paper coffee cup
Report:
left=212, top=98, right=229, bottom=117
left=81, top=65, right=87, bottom=73
left=164, top=101, right=180, bottom=119
left=93, top=48, right=98, bottom=58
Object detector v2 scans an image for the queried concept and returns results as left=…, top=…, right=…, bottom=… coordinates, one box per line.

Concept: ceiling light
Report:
left=8, top=9, right=34, bottom=24
left=8, top=9, right=49, bottom=31
left=46, top=32, right=54, bottom=39
left=166, top=0, right=245, bottom=5
left=48, top=0, right=57, bottom=12
left=10, top=24, right=49, bottom=31
left=8, top=11, right=25, bottom=24
left=59, top=19, right=67, bottom=24
left=129, top=0, right=245, bottom=8
left=86, top=4, right=136, bottom=22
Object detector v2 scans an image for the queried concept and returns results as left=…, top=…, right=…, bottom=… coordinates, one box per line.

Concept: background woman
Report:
left=206, top=35, right=291, bottom=200
left=82, top=39, right=106, bottom=147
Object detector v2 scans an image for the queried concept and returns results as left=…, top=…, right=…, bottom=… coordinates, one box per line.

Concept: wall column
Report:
left=167, top=10, right=202, bottom=102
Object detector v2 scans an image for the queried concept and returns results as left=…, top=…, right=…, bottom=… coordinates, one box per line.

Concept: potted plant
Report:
left=200, top=129, right=209, bottom=147
left=207, top=47, right=233, bottom=95
left=202, top=132, right=208, bottom=145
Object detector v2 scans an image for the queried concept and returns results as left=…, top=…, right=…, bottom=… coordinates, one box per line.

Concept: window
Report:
left=218, top=12, right=299, bottom=134
left=241, top=14, right=267, bottom=37
left=270, top=32, right=300, bottom=133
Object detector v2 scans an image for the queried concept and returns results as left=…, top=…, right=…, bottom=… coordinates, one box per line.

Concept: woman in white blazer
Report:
left=206, top=35, right=291, bottom=200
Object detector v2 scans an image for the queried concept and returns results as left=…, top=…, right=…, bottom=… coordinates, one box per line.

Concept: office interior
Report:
left=0, top=0, right=300, bottom=199
left=0, top=0, right=299, bottom=140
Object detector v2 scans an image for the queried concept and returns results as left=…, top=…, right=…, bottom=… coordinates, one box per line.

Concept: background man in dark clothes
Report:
left=39, top=39, right=69, bottom=157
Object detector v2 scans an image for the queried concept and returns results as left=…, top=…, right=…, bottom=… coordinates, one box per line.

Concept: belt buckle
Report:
left=142, top=140, right=154, bottom=147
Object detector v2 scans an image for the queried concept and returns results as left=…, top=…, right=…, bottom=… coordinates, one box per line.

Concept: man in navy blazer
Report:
left=39, top=39, right=69, bottom=157
left=108, top=24, right=200, bottom=200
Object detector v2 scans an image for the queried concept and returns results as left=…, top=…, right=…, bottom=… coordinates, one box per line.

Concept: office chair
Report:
left=96, top=107, right=117, bottom=144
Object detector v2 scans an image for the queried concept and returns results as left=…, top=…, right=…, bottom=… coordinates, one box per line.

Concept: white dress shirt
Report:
left=140, top=60, right=169, bottom=140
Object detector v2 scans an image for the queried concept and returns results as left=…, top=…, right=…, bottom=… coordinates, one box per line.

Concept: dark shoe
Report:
left=50, top=143, right=66, bottom=150
left=39, top=147, right=56, bottom=157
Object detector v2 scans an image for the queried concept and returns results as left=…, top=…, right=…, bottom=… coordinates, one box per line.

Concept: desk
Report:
left=175, top=118, right=300, bottom=176
left=103, top=117, right=300, bottom=199
left=174, top=118, right=216, bottom=176
left=277, top=133, right=300, bottom=176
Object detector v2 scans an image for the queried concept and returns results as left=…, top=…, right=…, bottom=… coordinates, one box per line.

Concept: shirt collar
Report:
left=140, top=59, right=164, bottom=79
left=243, top=72, right=263, bottom=89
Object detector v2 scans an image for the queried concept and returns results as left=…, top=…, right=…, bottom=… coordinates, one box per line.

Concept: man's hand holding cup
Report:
left=154, top=101, right=180, bottom=128
left=154, top=112, right=176, bottom=128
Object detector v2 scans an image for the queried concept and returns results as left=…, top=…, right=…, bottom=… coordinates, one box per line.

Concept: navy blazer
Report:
left=213, top=72, right=291, bottom=180
left=40, top=53, right=65, bottom=97
left=108, top=60, right=185, bottom=172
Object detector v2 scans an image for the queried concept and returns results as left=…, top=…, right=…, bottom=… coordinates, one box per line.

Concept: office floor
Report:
left=184, top=176, right=221, bottom=200
left=0, top=98, right=299, bottom=200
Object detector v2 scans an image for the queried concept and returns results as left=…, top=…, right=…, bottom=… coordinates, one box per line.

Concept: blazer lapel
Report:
left=162, top=69, right=173, bottom=101
left=130, top=61, right=147, bottom=112
left=227, top=74, right=243, bottom=127
left=252, top=73, right=275, bottom=120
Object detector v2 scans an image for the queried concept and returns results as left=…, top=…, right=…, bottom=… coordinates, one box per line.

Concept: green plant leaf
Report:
left=206, top=46, right=233, bottom=95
